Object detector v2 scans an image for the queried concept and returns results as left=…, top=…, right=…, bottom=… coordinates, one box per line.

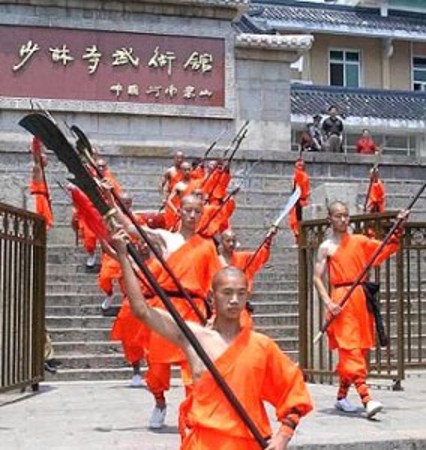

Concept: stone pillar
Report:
left=234, top=34, right=313, bottom=152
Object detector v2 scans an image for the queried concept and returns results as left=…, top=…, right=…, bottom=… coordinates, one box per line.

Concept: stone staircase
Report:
left=1, top=152, right=424, bottom=381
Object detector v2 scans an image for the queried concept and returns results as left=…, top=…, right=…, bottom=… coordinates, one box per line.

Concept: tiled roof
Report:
left=291, top=84, right=426, bottom=121
left=244, top=1, right=426, bottom=39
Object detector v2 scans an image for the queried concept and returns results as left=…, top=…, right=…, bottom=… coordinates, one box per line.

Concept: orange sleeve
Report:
left=261, top=339, right=313, bottom=437
left=360, top=235, right=399, bottom=267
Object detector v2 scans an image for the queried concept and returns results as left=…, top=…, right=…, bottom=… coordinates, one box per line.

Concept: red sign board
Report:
left=0, top=25, right=225, bottom=107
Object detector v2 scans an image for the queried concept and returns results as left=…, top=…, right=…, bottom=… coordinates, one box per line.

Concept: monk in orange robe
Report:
left=29, top=139, right=53, bottom=230
left=195, top=187, right=237, bottom=237
left=110, top=244, right=153, bottom=387
left=218, top=227, right=277, bottom=328
left=112, top=194, right=222, bottom=429
left=219, top=227, right=277, bottom=293
left=204, top=160, right=231, bottom=205
left=366, top=170, right=386, bottom=213
left=159, top=150, right=185, bottom=200
left=314, top=201, right=408, bottom=419
left=288, top=159, right=310, bottom=243
left=110, top=244, right=313, bottom=449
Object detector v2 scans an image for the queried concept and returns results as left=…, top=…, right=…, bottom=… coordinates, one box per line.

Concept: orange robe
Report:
left=294, top=168, right=310, bottom=207
left=367, top=179, right=385, bottom=213
left=197, top=198, right=236, bottom=237
left=288, top=168, right=310, bottom=240
left=230, top=244, right=271, bottom=293
left=111, top=298, right=146, bottom=365
left=30, top=180, right=53, bottom=229
left=111, top=257, right=154, bottom=366
left=103, top=169, right=122, bottom=195
left=180, top=327, right=313, bottom=449
left=207, top=170, right=231, bottom=204
left=327, top=233, right=399, bottom=350
left=98, top=253, right=122, bottom=295
left=147, top=234, right=222, bottom=365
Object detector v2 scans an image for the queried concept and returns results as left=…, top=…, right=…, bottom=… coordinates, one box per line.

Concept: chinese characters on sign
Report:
left=1, top=25, right=225, bottom=107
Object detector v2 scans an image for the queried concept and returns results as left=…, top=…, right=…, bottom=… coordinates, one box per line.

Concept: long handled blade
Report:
left=274, top=186, right=301, bottom=228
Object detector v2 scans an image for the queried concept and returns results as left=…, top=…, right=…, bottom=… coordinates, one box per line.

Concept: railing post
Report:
left=298, top=223, right=309, bottom=374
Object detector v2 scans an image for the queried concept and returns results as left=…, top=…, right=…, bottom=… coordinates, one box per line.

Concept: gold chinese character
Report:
left=110, top=83, right=123, bottom=97
left=146, top=86, right=162, bottom=98
left=148, top=46, right=176, bottom=77
left=184, top=51, right=213, bottom=73
left=112, top=48, right=140, bottom=68
left=13, top=40, right=40, bottom=72
left=82, top=45, right=102, bottom=74
left=49, top=45, right=74, bottom=66
left=165, top=84, right=178, bottom=98
left=127, top=84, right=140, bottom=96
left=183, top=85, right=196, bottom=99
left=199, top=89, right=213, bottom=98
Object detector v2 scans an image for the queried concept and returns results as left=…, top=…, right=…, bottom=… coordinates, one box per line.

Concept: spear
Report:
left=19, top=112, right=269, bottom=449
left=313, top=182, right=426, bottom=345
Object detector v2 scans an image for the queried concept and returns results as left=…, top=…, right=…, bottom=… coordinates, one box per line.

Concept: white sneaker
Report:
left=149, top=405, right=167, bottom=429
left=101, top=295, right=113, bottom=311
left=130, top=374, right=142, bottom=388
left=86, top=254, right=96, bottom=267
left=335, top=398, right=358, bottom=413
left=365, top=400, right=383, bottom=419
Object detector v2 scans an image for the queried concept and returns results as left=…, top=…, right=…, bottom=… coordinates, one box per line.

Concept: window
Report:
left=329, top=49, right=360, bottom=88
left=413, top=57, right=426, bottom=91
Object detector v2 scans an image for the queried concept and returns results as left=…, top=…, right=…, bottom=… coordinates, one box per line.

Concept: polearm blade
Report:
left=313, top=181, right=426, bottom=345
left=242, top=186, right=301, bottom=272
left=274, top=186, right=302, bottom=228
left=19, top=112, right=268, bottom=449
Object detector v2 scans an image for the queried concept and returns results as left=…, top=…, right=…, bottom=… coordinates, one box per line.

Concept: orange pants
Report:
left=145, top=361, right=192, bottom=395
left=336, top=348, right=371, bottom=404
left=111, top=299, right=145, bottom=365
left=79, top=221, right=97, bottom=253
left=98, top=257, right=122, bottom=296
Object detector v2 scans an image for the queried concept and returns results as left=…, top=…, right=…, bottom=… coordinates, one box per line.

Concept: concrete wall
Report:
left=297, top=33, right=416, bottom=91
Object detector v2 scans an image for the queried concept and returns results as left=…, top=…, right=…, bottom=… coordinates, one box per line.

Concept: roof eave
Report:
left=268, top=21, right=426, bottom=42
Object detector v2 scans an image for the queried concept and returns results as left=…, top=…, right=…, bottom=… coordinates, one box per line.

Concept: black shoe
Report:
left=44, top=361, right=58, bottom=374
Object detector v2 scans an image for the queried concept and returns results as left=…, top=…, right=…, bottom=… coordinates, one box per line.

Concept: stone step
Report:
left=46, top=315, right=114, bottom=329
left=49, top=327, right=112, bottom=341
left=45, top=290, right=300, bottom=307
left=44, top=367, right=133, bottom=382
left=256, top=325, right=298, bottom=340
left=52, top=354, right=128, bottom=370
left=253, top=313, right=298, bottom=327
left=53, top=340, right=123, bottom=355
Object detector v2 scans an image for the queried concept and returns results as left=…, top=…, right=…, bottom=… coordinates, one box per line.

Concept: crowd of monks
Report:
left=28, top=135, right=399, bottom=448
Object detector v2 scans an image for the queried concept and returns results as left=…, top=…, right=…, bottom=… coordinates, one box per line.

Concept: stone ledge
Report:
left=236, top=33, right=313, bottom=51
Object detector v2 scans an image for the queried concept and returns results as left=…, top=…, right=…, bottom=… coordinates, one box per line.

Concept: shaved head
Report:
left=212, top=266, right=247, bottom=292
left=221, top=228, right=236, bottom=240
left=328, top=201, right=348, bottom=216
left=181, top=194, right=203, bottom=208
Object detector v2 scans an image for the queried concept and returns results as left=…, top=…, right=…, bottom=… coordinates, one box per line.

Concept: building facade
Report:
left=243, top=0, right=426, bottom=157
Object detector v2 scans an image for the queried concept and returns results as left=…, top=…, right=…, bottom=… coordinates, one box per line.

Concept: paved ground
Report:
left=1, top=372, right=426, bottom=450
